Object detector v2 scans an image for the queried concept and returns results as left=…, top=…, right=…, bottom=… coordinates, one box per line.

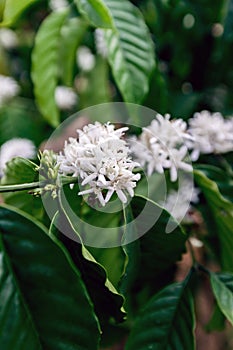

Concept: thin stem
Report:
left=0, top=176, right=80, bottom=194
left=187, top=238, right=197, bottom=266
left=0, top=182, right=41, bottom=193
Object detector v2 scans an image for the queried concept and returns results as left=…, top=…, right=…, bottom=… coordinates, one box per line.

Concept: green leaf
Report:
left=60, top=17, right=88, bottom=86
left=74, top=0, right=113, bottom=28
left=120, top=204, right=140, bottom=296
left=103, top=0, right=155, bottom=103
left=54, top=187, right=126, bottom=322
left=194, top=170, right=233, bottom=271
left=87, top=245, right=125, bottom=288
left=0, top=157, right=44, bottom=219
left=210, top=272, right=233, bottom=326
left=1, top=157, right=37, bottom=184
left=126, top=270, right=196, bottom=350
left=31, top=10, right=68, bottom=127
left=79, top=56, right=111, bottom=110
left=194, top=164, right=233, bottom=202
left=0, top=204, right=100, bottom=349
left=123, top=195, right=187, bottom=294
left=1, top=0, right=38, bottom=26
left=0, top=101, right=47, bottom=146
left=223, top=0, right=233, bottom=42
left=74, top=0, right=155, bottom=103
left=206, top=304, right=226, bottom=332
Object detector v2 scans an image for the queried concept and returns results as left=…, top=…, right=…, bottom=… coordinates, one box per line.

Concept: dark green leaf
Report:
left=126, top=270, right=196, bottom=350
left=0, top=205, right=100, bottom=349
left=31, top=10, right=68, bottom=127
left=210, top=272, right=233, bottom=325
left=223, top=0, right=233, bottom=42
left=194, top=170, right=233, bottom=272
left=124, top=195, right=187, bottom=294
left=54, top=186, right=126, bottom=322
left=194, top=164, right=233, bottom=202
left=205, top=304, right=226, bottom=332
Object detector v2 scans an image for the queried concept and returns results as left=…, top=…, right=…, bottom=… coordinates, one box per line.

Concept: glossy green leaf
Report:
left=194, top=169, right=233, bottom=271
left=74, top=0, right=112, bottom=28
left=0, top=204, right=100, bottom=349
left=88, top=245, right=125, bottom=288
left=74, top=0, right=155, bottom=103
left=194, top=164, right=233, bottom=202
left=126, top=270, right=196, bottom=350
left=210, top=272, right=233, bottom=325
left=31, top=10, right=68, bottom=127
left=1, top=0, right=38, bottom=26
left=103, top=0, right=155, bottom=103
left=122, top=195, right=187, bottom=294
left=60, top=17, right=88, bottom=86
left=55, top=187, right=126, bottom=322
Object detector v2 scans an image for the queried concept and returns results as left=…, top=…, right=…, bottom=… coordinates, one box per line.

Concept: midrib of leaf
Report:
left=0, top=234, right=43, bottom=349
left=164, top=283, right=193, bottom=346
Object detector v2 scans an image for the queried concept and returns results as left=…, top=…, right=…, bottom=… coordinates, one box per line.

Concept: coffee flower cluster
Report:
left=56, top=113, right=233, bottom=206
left=187, top=110, right=233, bottom=161
left=129, top=114, right=193, bottom=182
left=57, top=122, right=141, bottom=206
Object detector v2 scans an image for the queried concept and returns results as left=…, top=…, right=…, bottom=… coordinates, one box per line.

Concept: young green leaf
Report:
left=0, top=204, right=100, bottom=349
left=0, top=157, right=44, bottom=219
left=74, top=0, right=113, bottom=28
left=31, top=10, right=68, bottom=127
left=194, top=169, right=233, bottom=272
left=126, top=270, right=196, bottom=350
left=210, top=272, right=233, bottom=325
left=103, top=0, right=155, bottom=103
left=1, top=0, right=38, bottom=26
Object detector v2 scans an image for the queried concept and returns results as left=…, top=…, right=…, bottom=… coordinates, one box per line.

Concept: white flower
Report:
left=49, top=0, right=69, bottom=11
left=0, top=29, right=18, bottom=49
left=129, top=113, right=193, bottom=182
left=55, top=86, right=78, bottom=110
left=76, top=46, right=96, bottom=72
left=94, top=29, right=108, bottom=58
left=0, top=75, right=20, bottom=106
left=187, top=110, right=233, bottom=161
left=57, top=122, right=141, bottom=206
left=0, top=138, right=36, bottom=176
left=161, top=184, right=200, bottom=222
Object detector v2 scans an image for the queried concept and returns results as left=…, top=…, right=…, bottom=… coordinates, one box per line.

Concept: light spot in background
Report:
left=212, top=23, right=224, bottom=37
left=182, top=82, right=193, bottom=94
left=183, top=14, right=195, bottom=29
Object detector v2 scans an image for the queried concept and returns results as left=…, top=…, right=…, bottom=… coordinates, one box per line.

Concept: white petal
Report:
left=105, top=189, right=114, bottom=203
left=81, top=173, right=97, bottom=185
left=116, top=189, right=127, bottom=203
